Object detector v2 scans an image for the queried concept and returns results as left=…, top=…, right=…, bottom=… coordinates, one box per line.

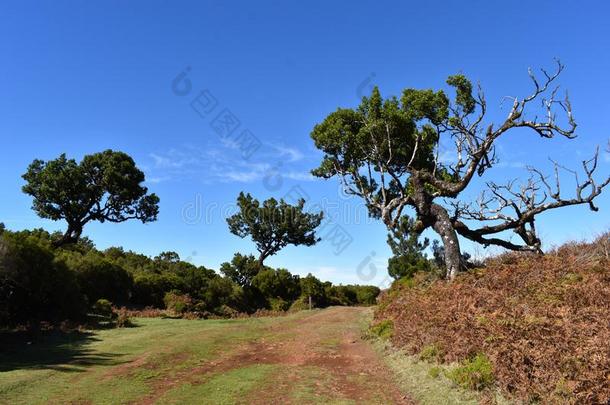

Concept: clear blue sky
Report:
left=1, top=1, right=609, bottom=287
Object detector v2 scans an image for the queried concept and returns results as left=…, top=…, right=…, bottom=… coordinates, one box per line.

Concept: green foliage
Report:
left=268, top=297, right=290, bottom=311
left=446, top=353, right=494, bottom=391
left=0, top=232, right=86, bottom=325
left=226, top=192, right=323, bottom=264
left=355, top=285, right=380, bottom=305
left=387, top=216, right=432, bottom=280
left=0, top=225, right=381, bottom=326
left=132, top=272, right=184, bottom=307
left=220, top=253, right=263, bottom=287
left=22, top=150, right=159, bottom=246
left=66, top=253, right=133, bottom=304
left=92, top=299, right=114, bottom=318
left=370, top=319, right=394, bottom=340
left=164, top=291, right=193, bottom=314
left=310, top=85, right=454, bottom=218
left=252, top=268, right=301, bottom=303
left=299, top=273, right=326, bottom=307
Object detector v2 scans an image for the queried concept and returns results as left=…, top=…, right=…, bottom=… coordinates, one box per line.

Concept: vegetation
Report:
left=22, top=150, right=159, bottom=247
left=446, top=353, right=494, bottom=391
left=0, top=227, right=379, bottom=328
left=310, top=62, right=609, bottom=278
left=226, top=192, right=323, bottom=265
left=374, top=233, right=610, bottom=403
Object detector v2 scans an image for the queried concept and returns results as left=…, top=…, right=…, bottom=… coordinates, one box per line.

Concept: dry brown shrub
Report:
left=375, top=234, right=610, bottom=404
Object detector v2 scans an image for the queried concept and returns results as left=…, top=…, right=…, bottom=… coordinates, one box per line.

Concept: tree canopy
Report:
left=22, top=150, right=160, bottom=246
left=226, top=192, right=323, bottom=265
left=311, top=61, right=610, bottom=278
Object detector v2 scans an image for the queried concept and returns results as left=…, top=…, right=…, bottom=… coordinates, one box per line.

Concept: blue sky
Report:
left=1, top=1, right=609, bottom=287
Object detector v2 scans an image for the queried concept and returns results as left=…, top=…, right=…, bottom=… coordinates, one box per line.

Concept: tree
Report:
left=311, top=61, right=610, bottom=279
left=22, top=150, right=160, bottom=247
left=299, top=273, right=326, bottom=307
left=219, top=253, right=263, bottom=287
left=252, top=268, right=301, bottom=302
left=386, top=216, right=431, bottom=279
left=226, top=192, right=323, bottom=265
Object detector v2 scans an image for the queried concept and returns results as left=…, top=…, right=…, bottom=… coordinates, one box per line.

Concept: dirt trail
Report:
left=133, top=307, right=412, bottom=404
left=242, top=306, right=413, bottom=404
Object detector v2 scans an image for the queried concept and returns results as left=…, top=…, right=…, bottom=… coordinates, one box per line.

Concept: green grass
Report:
left=0, top=315, right=304, bottom=405
left=158, top=364, right=279, bottom=404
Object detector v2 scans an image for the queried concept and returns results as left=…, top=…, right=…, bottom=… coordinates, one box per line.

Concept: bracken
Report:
left=375, top=232, right=610, bottom=404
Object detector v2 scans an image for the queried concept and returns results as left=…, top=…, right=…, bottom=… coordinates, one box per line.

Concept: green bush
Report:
left=288, top=296, right=310, bottom=312
left=252, top=268, right=300, bottom=302
left=164, top=290, right=192, bottom=314
left=132, top=272, right=184, bottom=307
left=0, top=233, right=86, bottom=325
left=299, top=274, right=326, bottom=307
left=446, top=353, right=494, bottom=391
left=268, top=297, right=290, bottom=311
left=370, top=319, right=394, bottom=340
left=92, top=298, right=114, bottom=318
left=67, top=254, right=133, bottom=304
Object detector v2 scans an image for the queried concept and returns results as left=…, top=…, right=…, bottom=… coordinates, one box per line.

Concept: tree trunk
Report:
left=430, top=204, right=461, bottom=280
left=52, top=224, right=82, bottom=248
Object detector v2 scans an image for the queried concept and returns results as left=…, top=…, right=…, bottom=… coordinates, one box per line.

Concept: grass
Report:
left=0, top=315, right=304, bottom=405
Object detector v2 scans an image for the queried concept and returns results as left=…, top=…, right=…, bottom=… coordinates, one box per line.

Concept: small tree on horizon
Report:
left=22, top=150, right=160, bottom=247
left=311, top=61, right=610, bottom=279
left=386, top=215, right=432, bottom=279
left=226, top=192, right=323, bottom=265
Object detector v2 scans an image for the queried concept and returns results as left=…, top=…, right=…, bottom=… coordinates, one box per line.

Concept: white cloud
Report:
left=145, top=144, right=316, bottom=185
left=272, top=145, right=305, bottom=163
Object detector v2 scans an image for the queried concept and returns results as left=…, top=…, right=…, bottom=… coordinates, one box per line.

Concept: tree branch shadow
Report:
left=0, top=329, right=127, bottom=372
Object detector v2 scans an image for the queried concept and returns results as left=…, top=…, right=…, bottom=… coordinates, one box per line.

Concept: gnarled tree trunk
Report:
left=430, top=204, right=461, bottom=280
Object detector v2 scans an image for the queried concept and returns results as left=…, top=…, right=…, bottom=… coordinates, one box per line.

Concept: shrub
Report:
left=92, top=298, right=114, bottom=318
left=0, top=233, right=86, bottom=325
left=299, top=273, right=326, bottom=307
left=288, top=296, right=310, bottom=312
left=446, top=353, right=494, bottom=391
left=132, top=272, right=184, bottom=307
left=355, top=285, right=380, bottom=305
left=370, top=319, right=394, bottom=340
left=268, top=297, right=290, bottom=311
left=67, top=254, right=133, bottom=304
left=163, top=291, right=192, bottom=315
left=252, top=268, right=300, bottom=302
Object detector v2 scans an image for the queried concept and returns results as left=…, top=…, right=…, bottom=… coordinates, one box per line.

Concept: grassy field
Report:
left=0, top=307, right=413, bottom=405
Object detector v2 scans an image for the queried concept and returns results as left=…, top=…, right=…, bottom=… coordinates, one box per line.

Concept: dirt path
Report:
left=240, top=306, right=413, bottom=404
left=136, top=307, right=412, bottom=404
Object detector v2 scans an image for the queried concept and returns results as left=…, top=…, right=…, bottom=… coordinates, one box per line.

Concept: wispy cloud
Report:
left=271, top=145, right=305, bottom=162
left=145, top=143, right=315, bottom=184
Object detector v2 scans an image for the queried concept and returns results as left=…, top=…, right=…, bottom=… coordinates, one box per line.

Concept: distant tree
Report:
left=227, top=192, right=323, bottom=265
left=155, top=251, right=180, bottom=263
left=69, top=254, right=133, bottom=304
left=22, top=150, right=160, bottom=247
left=299, top=273, right=326, bottom=307
left=386, top=216, right=431, bottom=279
left=311, top=61, right=610, bottom=279
left=252, top=268, right=301, bottom=302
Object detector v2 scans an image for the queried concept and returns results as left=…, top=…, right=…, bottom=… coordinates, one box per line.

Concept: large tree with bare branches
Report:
left=311, top=61, right=610, bottom=279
